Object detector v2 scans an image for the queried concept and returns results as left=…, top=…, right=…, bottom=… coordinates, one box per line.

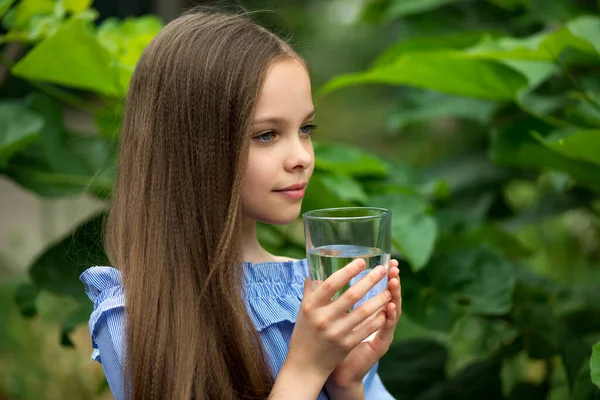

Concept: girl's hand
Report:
left=283, top=258, right=392, bottom=386
left=325, top=260, right=402, bottom=396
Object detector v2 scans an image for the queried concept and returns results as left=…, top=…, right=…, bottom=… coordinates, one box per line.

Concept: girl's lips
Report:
left=273, top=188, right=306, bottom=200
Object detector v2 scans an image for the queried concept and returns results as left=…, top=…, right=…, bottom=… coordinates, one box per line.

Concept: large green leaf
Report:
left=465, top=27, right=598, bottom=62
left=14, top=282, right=39, bottom=318
left=490, top=118, right=600, bottom=188
left=302, top=172, right=353, bottom=212
left=0, top=101, right=43, bottom=167
left=403, top=247, right=515, bottom=331
left=12, top=18, right=122, bottom=96
left=534, top=129, right=600, bottom=166
left=0, top=0, right=15, bottom=18
left=436, top=224, right=532, bottom=259
left=378, top=339, right=448, bottom=399
left=373, top=31, right=491, bottom=67
left=383, top=0, right=467, bottom=20
left=371, top=193, right=437, bottom=271
left=313, top=142, right=389, bottom=177
left=319, top=52, right=529, bottom=101
left=60, top=301, right=93, bottom=347
left=3, top=93, right=115, bottom=198
left=572, top=361, right=600, bottom=400
left=320, top=174, right=368, bottom=204
left=432, top=247, right=515, bottom=315
left=592, top=341, right=600, bottom=389
left=567, top=16, right=600, bottom=55
left=96, top=15, right=163, bottom=88
left=387, top=90, right=498, bottom=133
left=28, top=212, right=108, bottom=300
left=63, top=0, right=92, bottom=14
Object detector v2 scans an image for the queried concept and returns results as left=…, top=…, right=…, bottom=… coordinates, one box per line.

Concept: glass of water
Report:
left=303, top=207, right=392, bottom=322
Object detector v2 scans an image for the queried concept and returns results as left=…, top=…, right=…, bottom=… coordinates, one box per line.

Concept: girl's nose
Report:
left=284, top=136, right=313, bottom=171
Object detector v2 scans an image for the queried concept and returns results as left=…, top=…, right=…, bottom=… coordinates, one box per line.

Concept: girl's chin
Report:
left=257, top=208, right=303, bottom=226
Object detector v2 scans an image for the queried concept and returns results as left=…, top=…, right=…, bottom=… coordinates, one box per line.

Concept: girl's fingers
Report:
left=348, top=309, right=387, bottom=344
left=390, top=277, right=402, bottom=315
left=371, top=302, right=397, bottom=347
left=342, top=289, right=392, bottom=328
left=371, top=273, right=402, bottom=349
left=311, top=258, right=366, bottom=305
left=332, top=264, right=388, bottom=313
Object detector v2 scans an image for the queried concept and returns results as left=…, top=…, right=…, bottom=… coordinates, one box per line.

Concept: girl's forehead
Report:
left=253, top=59, right=313, bottom=123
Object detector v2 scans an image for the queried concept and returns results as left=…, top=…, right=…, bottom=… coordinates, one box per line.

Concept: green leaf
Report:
left=95, top=99, right=123, bottom=138
left=378, top=339, right=448, bottom=399
left=592, top=341, right=600, bottom=389
left=96, top=16, right=163, bottom=88
left=12, top=18, right=122, bottom=96
left=387, top=91, right=498, bottom=133
left=572, top=361, right=600, bottom=400
left=14, top=282, right=39, bottom=318
left=514, top=302, right=566, bottom=358
left=466, top=28, right=598, bottom=62
left=60, top=301, right=93, bottom=347
left=432, top=247, right=515, bottom=315
left=313, top=142, right=389, bottom=177
left=437, top=224, right=532, bottom=259
left=371, top=193, right=437, bottom=271
left=491, top=118, right=600, bottom=189
left=534, top=129, right=600, bottom=166
left=319, top=52, right=529, bottom=101
left=402, top=247, right=515, bottom=331
left=0, top=101, right=43, bottom=167
left=28, top=212, right=109, bottom=299
left=3, top=0, right=54, bottom=28
left=566, top=15, right=600, bottom=55
left=3, top=93, right=115, bottom=198
left=359, top=0, right=391, bottom=23
left=383, top=0, right=467, bottom=19
left=302, top=172, right=353, bottom=212
left=373, top=31, right=491, bottom=67
left=561, top=337, right=593, bottom=392
left=320, top=174, right=369, bottom=204
left=62, top=0, right=92, bottom=14
left=0, top=0, right=15, bottom=18
left=2, top=0, right=64, bottom=42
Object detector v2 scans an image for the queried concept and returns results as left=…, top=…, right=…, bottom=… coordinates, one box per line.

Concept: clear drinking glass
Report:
left=303, top=207, right=392, bottom=337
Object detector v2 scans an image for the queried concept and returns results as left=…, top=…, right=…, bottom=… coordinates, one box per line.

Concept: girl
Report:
left=80, top=8, right=402, bottom=400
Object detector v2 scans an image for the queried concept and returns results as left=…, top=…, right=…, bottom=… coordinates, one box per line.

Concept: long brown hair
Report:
left=104, top=9, right=303, bottom=399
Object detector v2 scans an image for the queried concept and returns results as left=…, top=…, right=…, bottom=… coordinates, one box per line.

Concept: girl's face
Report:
left=242, top=58, right=315, bottom=225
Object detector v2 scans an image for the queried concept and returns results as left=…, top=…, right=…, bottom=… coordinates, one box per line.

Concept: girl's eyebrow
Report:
left=253, top=108, right=316, bottom=125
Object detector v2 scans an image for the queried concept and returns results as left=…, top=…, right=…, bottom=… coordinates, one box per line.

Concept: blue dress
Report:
left=80, top=258, right=395, bottom=400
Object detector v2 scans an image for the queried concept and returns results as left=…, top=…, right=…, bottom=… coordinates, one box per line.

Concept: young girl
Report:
left=80, top=8, right=402, bottom=400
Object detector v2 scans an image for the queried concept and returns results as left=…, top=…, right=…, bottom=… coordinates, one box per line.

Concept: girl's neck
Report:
left=241, top=217, right=279, bottom=264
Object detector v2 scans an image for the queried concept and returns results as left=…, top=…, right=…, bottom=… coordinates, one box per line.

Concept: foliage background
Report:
left=1, top=0, right=600, bottom=399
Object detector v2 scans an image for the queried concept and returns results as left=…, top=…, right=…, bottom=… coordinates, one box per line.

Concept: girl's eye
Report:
left=254, top=131, right=276, bottom=143
left=300, top=124, right=317, bottom=135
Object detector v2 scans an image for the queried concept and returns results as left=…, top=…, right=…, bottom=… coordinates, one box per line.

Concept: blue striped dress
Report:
left=80, top=258, right=395, bottom=400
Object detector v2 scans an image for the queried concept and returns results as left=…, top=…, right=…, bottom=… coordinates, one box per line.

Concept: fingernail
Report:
left=385, top=290, right=392, bottom=299
left=375, top=265, right=385, bottom=275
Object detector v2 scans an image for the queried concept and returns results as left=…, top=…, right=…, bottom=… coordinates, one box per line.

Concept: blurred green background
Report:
left=2, top=0, right=600, bottom=399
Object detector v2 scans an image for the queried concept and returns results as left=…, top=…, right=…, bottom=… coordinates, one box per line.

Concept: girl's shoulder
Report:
left=80, top=266, right=124, bottom=304
left=272, top=255, right=301, bottom=262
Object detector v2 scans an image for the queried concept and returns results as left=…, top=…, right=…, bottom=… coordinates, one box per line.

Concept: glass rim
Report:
left=302, top=207, right=391, bottom=221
